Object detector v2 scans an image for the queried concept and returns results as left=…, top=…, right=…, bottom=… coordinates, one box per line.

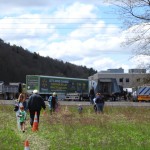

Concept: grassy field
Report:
left=0, top=104, right=150, bottom=150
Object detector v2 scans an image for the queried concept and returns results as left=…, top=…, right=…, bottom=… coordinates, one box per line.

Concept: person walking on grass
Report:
left=89, top=87, right=95, bottom=104
left=18, top=106, right=26, bottom=133
left=93, top=97, right=97, bottom=113
left=14, top=93, right=27, bottom=130
left=48, top=92, right=58, bottom=114
left=77, top=104, right=83, bottom=114
left=95, top=93, right=105, bottom=114
left=28, top=89, right=46, bottom=127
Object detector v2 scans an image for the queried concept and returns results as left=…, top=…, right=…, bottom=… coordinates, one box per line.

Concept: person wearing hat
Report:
left=48, top=92, right=58, bottom=114
left=28, top=89, right=46, bottom=126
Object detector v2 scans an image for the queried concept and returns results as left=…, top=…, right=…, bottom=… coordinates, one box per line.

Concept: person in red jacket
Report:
left=28, top=90, right=46, bottom=127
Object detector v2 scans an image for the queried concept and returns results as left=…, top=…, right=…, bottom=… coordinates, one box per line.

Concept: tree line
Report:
left=0, top=39, right=97, bottom=84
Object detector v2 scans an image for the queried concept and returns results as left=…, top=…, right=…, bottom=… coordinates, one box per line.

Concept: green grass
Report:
left=0, top=104, right=150, bottom=150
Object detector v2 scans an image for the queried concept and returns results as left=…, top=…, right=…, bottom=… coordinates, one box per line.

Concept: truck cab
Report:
left=137, top=85, right=150, bottom=102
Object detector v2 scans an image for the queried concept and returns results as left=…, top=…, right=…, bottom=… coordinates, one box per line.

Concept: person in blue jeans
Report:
left=95, top=93, right=105, bottom=114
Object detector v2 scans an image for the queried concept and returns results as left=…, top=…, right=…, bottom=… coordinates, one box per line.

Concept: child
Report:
left=15, top=93, right=27, bottom=130
left=77, top=104, right=83, bottom=114
left=18, top=106, right=26, bottom=132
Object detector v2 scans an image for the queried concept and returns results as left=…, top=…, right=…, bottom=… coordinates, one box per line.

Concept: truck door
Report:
left=101, top=82, right=112, bottom=94
left=95, top=79, right=112, bottom=94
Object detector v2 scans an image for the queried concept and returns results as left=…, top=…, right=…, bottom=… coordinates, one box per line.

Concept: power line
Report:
left=0, top=27, right=119, bottom=29
left=0, top=33, right=142, bottom=40
left=0, top=17, right=123, bottom=28
left=0, top=17, right=119, bottom=19
left=0, top=22, right=122, bottom=25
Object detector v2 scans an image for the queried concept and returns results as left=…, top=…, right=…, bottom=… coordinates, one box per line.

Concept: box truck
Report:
left=26, top=75, right=89, bottom=101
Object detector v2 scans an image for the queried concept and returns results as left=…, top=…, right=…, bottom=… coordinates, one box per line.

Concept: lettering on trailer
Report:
left=26, top=76, right=39, bottom=92
left=40, top=77, right=88, bottom=94
left=41, top=79, right=48, bottom=92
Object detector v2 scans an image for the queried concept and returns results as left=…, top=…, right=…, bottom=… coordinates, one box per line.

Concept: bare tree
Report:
left=106, top=0, right=150, bottom=69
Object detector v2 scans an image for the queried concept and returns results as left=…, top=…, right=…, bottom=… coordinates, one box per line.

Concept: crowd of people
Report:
left=14, top=88, right=105, bottom=132
left=14, top=90, right=46, bottom=132
left=14, top=89, right=62, bottom=132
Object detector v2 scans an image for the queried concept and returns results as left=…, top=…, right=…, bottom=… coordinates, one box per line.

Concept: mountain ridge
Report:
left=0, top=38, right=97, bottom=84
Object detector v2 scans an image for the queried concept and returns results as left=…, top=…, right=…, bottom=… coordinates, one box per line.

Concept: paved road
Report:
left=0, top=100, right=150, bottom=107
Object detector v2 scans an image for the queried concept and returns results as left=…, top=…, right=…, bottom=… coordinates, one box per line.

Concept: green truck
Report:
left=26, top=75, right=89, bottom=101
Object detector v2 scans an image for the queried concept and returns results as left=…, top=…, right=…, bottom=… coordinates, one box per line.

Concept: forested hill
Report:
left=0, top=39, right=97, bottom=84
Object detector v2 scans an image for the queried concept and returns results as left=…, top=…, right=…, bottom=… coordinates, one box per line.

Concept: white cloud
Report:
left=69, top=21, right=106, bottom=39
left=131, top=55, right=150, bottom=66
left=0, top=1, right=143, bottom=73
left=52, top=2, right=97, bottom=24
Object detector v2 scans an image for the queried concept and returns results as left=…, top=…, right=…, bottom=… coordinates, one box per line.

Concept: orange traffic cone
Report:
left=32, top=111, right=38, bottom=131
left=24, top=140, right=30, bottom=150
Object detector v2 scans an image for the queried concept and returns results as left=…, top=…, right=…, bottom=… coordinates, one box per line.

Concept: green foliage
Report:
left=0, top=105, right=150, bottom=149
left=0, top=105, right=23, bottom=150
left=0, top=128, right=22, bottom=150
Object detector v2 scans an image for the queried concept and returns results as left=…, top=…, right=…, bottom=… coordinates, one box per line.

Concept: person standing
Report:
left=95, top=93, right=105, bottom=114
left=18, top=106, right=26, bottom=132
left=89, top=87, right=95, bottom=104
left=48, top=92, right=58, bottom=114
left=93, top=97, right=97, bottom=113
left=28, top=90, right=46, bottom=127
left=15, top=93, right=27, bottom=130
left=77, top=104, right=83, bottom=114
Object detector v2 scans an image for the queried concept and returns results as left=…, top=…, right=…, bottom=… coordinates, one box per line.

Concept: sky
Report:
left=0, top=0, right=148, bottom=73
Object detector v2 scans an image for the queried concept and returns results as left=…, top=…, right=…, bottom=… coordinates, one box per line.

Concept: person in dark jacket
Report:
left=48, top=92, right=58, bottom=114
left=89, top=87, right=95, bottom=104
left=28, top=89, right=46, bottom=126
left=95, top=93, right=105, bottom=114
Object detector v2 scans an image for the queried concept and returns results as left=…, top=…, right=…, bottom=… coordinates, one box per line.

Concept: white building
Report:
left=89, top=69, right=150, bottom=89
left=129, top=69, right=146, bottom=73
